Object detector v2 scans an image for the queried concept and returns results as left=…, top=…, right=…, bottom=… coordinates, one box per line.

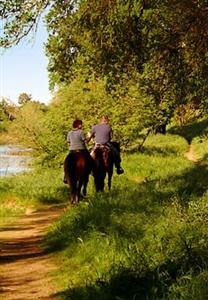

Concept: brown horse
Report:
left=64, top=150, right=93, bottom=204
left=92, top=144, right=114, bottom=192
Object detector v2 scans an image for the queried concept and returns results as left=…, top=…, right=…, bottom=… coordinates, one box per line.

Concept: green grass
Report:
left=1, top=128, right=207, bottom=299
left=0, top=167, right=68, bottom=227
left=43, top=133, right=208, bottom=300
left=192, top=136, right=208, bottom=163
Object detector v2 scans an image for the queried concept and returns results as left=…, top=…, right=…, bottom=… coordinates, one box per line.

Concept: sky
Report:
left=0, top=21, right=52, bottom=105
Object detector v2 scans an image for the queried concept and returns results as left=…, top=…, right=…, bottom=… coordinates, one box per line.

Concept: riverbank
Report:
left=0, top=144, right=33, bottom=177
left=0, top=133, right=20, bottom=147
left=0, top=167, right=67, bottom=229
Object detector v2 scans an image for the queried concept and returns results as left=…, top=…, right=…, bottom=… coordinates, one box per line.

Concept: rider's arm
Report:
left=86, top=126, right=95, bottom=143
left=109, top=125, right=113, bottom=141
left=80, top=130, right=88, bottom=144
left=66, top=131, right=71, bottom=146
left=86, top=132, right=94, bottom=143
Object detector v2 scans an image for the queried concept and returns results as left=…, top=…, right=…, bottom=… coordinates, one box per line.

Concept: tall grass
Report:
left=0, top=167, right=67, bottom=227
left=1, top=128, right=207, bottom=299
left=44, top=133, right=208, bottom=299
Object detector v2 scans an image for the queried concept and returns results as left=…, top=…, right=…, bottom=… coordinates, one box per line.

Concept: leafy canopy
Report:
left=1, top=1, right=208, bottom=156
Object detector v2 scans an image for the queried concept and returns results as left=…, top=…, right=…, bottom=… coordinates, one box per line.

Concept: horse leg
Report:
left=94, top=173, right=105, bottom=192
left=82, top=184, right=87, bottom=197
left=75, top=193, right=79, bottom=203
left=82, top=175, right=89, bottom=197
left=71, top=193, right=76, bottom=204
left=69, top=178, right=77, bottom=204
left=71, top=186, right=77, bottom=204
left=94, top=175, right=100, bottom=192
left=100, top=177, right=105, bottom=191
left=76, top=180, right=83, bottom=203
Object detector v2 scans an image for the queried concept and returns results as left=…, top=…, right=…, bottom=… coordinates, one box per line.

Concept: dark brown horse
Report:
left=64, top=150, right=93, bottom=204
left=92, top=144, right=115, bottom=192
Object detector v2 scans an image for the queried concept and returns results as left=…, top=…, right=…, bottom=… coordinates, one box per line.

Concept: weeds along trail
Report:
left=0, top=205, right=63, bottom=300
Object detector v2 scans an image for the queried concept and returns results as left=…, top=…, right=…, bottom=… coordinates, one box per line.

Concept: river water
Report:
left=0, top=145, right=32, bottom=177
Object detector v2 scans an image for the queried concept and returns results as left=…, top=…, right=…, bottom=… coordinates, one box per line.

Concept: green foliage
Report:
left=18, top=92, right=32, bottom=106
left=0, top=97, right=16, bottom=132
left=0, top=167, right=67, bottom=205
left=169, top=118, right=208, bottom=145
left=140, top=0, right=208, bottom=119
left=0, top=0, right=51, bottom=47
left=0, top=106, right=9, bottom=132
left=20, top=75, right=149, bottom=164
left=1, top=125, right=208, bottom=298
left=0, top=197, right=23, bottom=228
left=0, top=167, right=67, bottom=228
left=192, top=125, right=208, bottom=163
left=1, top=1, right=208, bottom=142
left=44, top=0, right=208, bottom=120
left=43, top=132, right=208, bottom=300
left=1, top=7, right=208, bottom=299
left=9, top=100, right=48, bottom=149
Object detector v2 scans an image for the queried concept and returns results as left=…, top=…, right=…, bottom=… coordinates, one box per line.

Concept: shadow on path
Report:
left=0, top=205, right=64, bottom=300
left=168, top=119, right=208, bottom=144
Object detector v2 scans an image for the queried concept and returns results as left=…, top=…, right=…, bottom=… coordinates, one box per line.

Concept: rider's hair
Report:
left=101, top=115, right=109, bottom=123
left=73, top=119, right=83, bottom=128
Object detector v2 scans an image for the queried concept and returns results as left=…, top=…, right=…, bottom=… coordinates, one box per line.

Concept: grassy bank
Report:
left=43, top=132, right=208, bottom=300
left=1, top=128, right=207, bottom=299
left=0, top=168, right=67, bottom=227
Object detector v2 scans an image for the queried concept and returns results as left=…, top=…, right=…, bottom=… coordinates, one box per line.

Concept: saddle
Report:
left=90, top=144, right=110, bottom=159
left=70, top=149, right=86, bottom=153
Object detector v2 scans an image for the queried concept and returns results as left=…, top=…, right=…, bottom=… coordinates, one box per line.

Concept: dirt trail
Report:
left=0, top=205, right=64, bottom=300
left=184, top=144, right=201, bottom=163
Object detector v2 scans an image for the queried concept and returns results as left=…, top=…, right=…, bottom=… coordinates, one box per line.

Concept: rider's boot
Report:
left=115, top=162, right=124, bottom=175
left=116, top=167, right=124, bottom=175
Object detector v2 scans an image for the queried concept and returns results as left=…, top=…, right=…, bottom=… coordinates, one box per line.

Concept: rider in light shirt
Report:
left=63, top=119, right=92, bottom=183
left=88, top=115, right=124, bottom=175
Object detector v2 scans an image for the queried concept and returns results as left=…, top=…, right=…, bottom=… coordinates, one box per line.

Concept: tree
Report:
left=1, top=1, right=208, bottom=133
left=0, top=97, right=16, bottom=120
left=44, top=0, right=208, bottom=129
left=18, top=92, right=32, bottom=106
left=0, top=0, right=50, bottom=47
left=0, top=97, right=17, bottom=132
left=9, top=100, right=50, bottom=153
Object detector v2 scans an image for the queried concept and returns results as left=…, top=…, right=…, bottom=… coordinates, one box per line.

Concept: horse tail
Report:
left=92, top=146, right=113, bottom=192
left=75, top=151, right=93, bottom=178
left=64, top=153, right=76, bottom=176
left=93, top=147, right=104, bottom=169
left=64, top=153, right=77, bottom=191
left=103, top=147, right=111, bottom=169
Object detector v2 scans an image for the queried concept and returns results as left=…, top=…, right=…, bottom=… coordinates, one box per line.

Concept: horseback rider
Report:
left=88, top=115, right=124, bottom=175
left=63, top=119, right=92, bottom=183
left=67, top=119, right=88, bottom=152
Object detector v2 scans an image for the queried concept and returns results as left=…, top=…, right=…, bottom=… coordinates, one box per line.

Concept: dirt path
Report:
left=184, top=144, right=201, bottom=163
left=0, top=205, right=64, bottom=300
